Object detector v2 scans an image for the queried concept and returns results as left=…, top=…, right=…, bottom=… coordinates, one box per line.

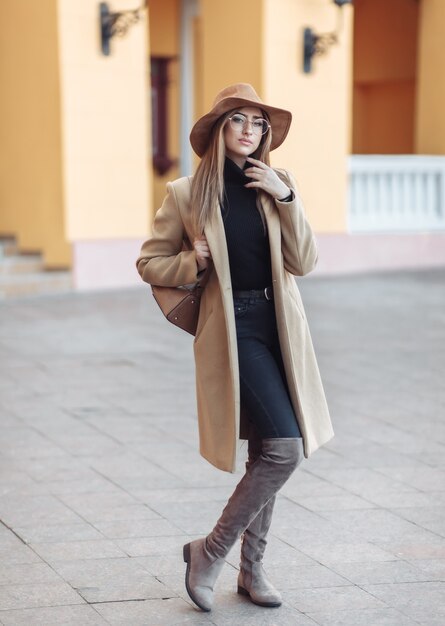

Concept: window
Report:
left=150, top=57, right=175, bottom=175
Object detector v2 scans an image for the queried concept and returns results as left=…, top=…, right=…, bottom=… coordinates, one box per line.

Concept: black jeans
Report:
left=234, top=294, right=302, bottom=439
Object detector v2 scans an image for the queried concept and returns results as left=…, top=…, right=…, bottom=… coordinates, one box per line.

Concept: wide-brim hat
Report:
left=189, top=83, right=292, bottom=157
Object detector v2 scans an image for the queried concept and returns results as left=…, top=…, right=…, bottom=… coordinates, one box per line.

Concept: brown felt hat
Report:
left=189, top=83, right=292, bottom=157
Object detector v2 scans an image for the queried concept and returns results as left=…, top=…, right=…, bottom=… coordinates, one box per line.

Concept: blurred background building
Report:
left=1, top=0, right=445, bottom=296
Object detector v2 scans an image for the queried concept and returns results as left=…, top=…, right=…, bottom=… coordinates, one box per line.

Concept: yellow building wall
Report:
left=352, top=0, right=419, bottom=154
left=416, top=0, right=445, bottom=153
left=198, top=0, right=263, bottom=124
left=57, top=0, right=150, bottom=241
left=0, top=0, right=70, bottom=267
left=263, top=0, right=353, bottom=232
left=149, top=0, right=181, bottom=214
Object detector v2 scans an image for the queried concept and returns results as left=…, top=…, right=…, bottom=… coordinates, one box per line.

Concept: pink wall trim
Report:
left=72, top=239, right=145, bottom=290
left=72, top=233, right=445, bottom=290
left=313, top=233, right=445, bottom=275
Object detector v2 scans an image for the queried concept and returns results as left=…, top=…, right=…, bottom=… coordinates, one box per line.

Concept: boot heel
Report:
left=237, top=585, right=249, bottom=597
left=183, top=543, right=191, bottom=563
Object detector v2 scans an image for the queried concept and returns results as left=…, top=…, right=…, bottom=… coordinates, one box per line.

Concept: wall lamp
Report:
left=303, top=0, right=353, bottom=74
left=99, top=1, right=148, bottom=56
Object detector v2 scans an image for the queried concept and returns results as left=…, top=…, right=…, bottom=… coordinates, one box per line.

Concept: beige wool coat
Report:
left=136, top=168, right=334, bottom=473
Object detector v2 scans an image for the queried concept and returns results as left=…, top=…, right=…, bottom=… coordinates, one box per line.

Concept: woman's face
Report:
left=223, top=106, right=264, bottom=167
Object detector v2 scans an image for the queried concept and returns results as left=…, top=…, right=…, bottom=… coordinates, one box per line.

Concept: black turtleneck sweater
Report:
left=221, top=157, right=273, bottom=290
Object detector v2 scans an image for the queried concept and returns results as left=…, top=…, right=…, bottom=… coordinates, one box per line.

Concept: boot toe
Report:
left=183, top=539, right=224, bottom=612
left=249, top=588, right=282, bottom=607
left=185, top=580, right=213, bottom=612
left=237, top=563, right=282, bottom=607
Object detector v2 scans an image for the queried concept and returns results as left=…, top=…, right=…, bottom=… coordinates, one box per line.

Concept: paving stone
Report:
left=39, top=475, right=122, bottom=496
left=133, top=486, right=233, bottom=504
left=135, top=553, right=188, bottom=576
left=210, top=592, right=315, bottom=625
left=114, top=535, right=189, bottom=557
left=0, top=481, right=54, bottom=497
left=0, top=494, right=83, bottom=528
left=50, top=556, right=173, bottom=603
left=391, top=505, right=445, bottom=527
left=0, top=604, right=108, bottom=625
left=0, top=524, right=23, bottom=547
left=407, top=558, right=445, bottom=579
left=0, top=428, right=68, bottom=460
left=257, top=562, right=350, bottom=590
left=57, top=491, right=159, bottom=523
left=82, top=415, right=165, bottom=443
left=92, top=597, right=216, bottom=625
left=7, top=458, right=102, bottom=483
left=0, top=582, right=84, bottom=610
left=0, top=470, right=37, bottom=495
left=289, top=493, right=376, bottom=511
left=374, top=466, right=445, bottom=492
left=379, top=538, right=445, bottom=560
left=29, top=539, right=127, bottom=563
left=328, top=559, right=439, bottom=585
left=306, top=467, right=417, bottom=498
left=0, top=562, right=61, bottom=585
left=92, top=517, right=183, bottom=539
left=77, top=453, right=185, bottom=491
left=306, top=607, right=419, bottom=625
left=317, top=509, right=431, bottom=543
left=273, top=521, right=363, bottom=548
left=362, top=581, right=445, bottom=623
left=13, top=523, right=104, bottom=544
left=134, top=499, right=225, bottom=524
left=0, top=542, right=44, bottom=565
left=284, top=584, right=386, bottom=613
left=361, top=490, right=443, bottom=509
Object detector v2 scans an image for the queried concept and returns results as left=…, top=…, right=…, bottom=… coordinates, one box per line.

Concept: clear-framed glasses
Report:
left=228, top=113, right=270, bottom=136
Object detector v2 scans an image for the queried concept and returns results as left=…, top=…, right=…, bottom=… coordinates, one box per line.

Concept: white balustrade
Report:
left=348, top=155, right=445, bottom=232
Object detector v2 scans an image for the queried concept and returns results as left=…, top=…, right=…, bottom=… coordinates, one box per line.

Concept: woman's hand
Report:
left=193, top=235, right=212, bottom=272
left=244, top=156, right=291, bottom=200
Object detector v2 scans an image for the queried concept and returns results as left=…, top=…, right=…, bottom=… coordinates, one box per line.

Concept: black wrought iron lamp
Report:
left=99, top=1, right=148, bottom=56
left=303, top=0, right=353, bottom=74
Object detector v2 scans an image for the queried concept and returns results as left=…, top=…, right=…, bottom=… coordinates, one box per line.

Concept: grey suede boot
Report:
left=237, top=436, right=283, bottom=607
left=183, top=437, right=303, bottom=612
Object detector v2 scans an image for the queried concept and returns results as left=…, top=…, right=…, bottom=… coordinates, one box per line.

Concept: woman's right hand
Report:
left=193, top=235, right=211, bottom=272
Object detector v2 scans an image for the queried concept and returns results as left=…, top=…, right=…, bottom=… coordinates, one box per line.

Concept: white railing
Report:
left=348, top=155, right=445, bottom=232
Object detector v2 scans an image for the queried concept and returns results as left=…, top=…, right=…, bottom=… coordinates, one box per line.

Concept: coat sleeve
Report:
left=274, top=169, right=318, bottom=276
left=136, top=181, right=199, bottom=287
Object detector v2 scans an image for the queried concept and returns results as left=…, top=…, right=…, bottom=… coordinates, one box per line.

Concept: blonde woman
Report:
left=136, top=83, right=333, bottom=612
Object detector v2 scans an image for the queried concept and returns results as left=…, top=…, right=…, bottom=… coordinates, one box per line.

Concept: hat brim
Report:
left=190, top=97, right=292, bottom=158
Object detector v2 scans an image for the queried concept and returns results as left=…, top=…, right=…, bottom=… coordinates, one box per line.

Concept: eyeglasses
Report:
left=228, top=113, right=270, bottom=136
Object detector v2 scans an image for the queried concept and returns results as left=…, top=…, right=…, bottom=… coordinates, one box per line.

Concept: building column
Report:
left=57, top=0, right=151, bottom=289
left=416, top=0, right=445, bottom=153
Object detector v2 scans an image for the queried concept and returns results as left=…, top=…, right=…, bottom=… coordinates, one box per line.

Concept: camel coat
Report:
left=136, top=168, right=334, bottom=473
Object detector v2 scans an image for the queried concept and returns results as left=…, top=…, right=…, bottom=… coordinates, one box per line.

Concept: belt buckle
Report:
left=264, top=286, right=272, bottom=301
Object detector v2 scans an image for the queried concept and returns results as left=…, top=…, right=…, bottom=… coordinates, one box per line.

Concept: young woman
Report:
left=136, top=83, right=334, bottom=612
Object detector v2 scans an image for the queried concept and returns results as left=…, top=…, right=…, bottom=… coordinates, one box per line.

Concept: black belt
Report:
left=232, top=286, right=273, bottom=301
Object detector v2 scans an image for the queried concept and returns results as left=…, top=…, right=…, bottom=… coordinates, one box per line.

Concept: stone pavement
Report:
left=0, top=268, right=444, bottom=626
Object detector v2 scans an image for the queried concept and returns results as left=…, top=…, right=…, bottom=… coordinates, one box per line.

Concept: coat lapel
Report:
left=262, top=195, right=282, bottom=272
left=204, top=202, right=232, bottom=292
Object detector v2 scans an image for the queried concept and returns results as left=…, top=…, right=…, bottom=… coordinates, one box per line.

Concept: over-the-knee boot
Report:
left=238, top=437, right=283, bottom=607
left=183, top=437, right=304, bottom=611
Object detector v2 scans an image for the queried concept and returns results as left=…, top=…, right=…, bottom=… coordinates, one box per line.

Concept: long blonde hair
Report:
left=191, top=109, right=273, bottom=235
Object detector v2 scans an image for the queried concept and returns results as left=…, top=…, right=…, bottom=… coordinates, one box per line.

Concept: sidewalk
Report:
left=0, top=269, right=444, bottom=625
